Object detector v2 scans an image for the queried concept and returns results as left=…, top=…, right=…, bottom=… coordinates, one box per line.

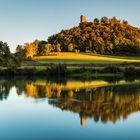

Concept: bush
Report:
left=4, top=67, right=17, bottom=75
left=124, top=66, right=136, bottom=76
left=46, top=64, right=67, bottom=76
left=23, top=67, right=37, bottom=75
left=102, top=65, right=122, bottom=73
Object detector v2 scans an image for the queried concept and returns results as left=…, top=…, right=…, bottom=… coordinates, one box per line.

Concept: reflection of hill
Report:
left=24, top=81, right=140, bottom=124
left=48, top=86, right=140, bottom=124
left=25, top=80, right=140, bottom=97
left=1, top=78, right=140, bottom=125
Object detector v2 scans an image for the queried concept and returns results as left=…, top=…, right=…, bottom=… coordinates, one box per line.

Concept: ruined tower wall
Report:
left=81, top=15, right=86, bottom=23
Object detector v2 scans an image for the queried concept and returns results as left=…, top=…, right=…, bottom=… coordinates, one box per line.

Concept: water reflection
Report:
left=0, top=77, right=140, bottom=125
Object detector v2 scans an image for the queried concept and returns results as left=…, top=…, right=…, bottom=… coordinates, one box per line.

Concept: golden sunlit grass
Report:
left=33, top=53, right=140, bottom=64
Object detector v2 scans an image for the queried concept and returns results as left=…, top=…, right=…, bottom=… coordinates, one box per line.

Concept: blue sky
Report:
left=0, top=0, right=140, bottom=52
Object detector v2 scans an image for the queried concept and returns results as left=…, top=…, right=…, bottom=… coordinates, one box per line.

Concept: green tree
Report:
left=0, top=41, right=20, bottom=67
left=94, top=18, right=99, bottom=25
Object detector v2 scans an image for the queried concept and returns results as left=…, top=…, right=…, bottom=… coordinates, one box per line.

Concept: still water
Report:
left=0, top=77, right=140, bottom=140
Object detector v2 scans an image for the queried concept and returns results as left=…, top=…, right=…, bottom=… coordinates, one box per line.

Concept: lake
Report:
left=0, top=77, right=140, bottom=140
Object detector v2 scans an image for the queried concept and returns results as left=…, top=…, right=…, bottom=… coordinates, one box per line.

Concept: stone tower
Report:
left=80, top=115, right=86, bottom=126
left=80, top=15, right=86, bottom=24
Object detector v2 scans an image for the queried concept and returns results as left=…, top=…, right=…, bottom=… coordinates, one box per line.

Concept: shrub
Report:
left=102, top=65, right=122, bottom=73
left=124, top=66, right=136, bottom=76
left=46, top=64, right=67, bottom=76
left=23, top=67, right=37, bottom=75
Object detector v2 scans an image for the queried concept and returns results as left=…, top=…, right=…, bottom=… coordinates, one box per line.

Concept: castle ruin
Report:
left=80, top=15, right=86, bottom=24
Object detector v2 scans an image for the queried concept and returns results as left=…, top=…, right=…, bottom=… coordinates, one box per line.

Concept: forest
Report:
left=16, top=16, right=140, bottom=58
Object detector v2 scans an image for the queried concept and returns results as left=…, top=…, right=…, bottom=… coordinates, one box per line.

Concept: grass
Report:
left=19, top=53, right=140, bottom=77
left=33, top=52, right=140, bottom=64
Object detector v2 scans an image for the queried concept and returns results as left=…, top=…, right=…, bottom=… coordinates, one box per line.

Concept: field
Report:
left=4, top=52, right=140, bottom=78
left=33, top=53, right=140, bottom=65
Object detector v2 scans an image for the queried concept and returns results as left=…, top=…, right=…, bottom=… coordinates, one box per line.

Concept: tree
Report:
left=43, top=44, right=52, bottom=55
left=37, top=41, right=47, bottom=56
left=16, top=45, right=25, bottom=59
left=24, top=40, right=39, bottom=58
left=94, top=18, right=99, bottom=25
left=0, top=41, right=10, bottom=57
left=54, top=43, right=61, bottom=52
left=123, top=20, right=128, bottom=25
left=0, top=41, right=20, bottom=67
left=101, top=17, right=109, bottom=24
left=67, top=43, right=74, bottom=52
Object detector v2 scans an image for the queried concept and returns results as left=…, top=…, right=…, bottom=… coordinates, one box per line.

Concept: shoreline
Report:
left=0, top=65, right=139, bottom=80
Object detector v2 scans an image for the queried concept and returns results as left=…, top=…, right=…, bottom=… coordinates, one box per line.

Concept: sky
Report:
left=0, top=0, right=140, bottom=52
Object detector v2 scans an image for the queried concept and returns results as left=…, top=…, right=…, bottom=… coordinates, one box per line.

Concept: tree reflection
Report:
left=24, top=80, right=140, bottom=125
left=0, top=79, right=13, bottom=100
left=0, top=78, right=140, bottom=125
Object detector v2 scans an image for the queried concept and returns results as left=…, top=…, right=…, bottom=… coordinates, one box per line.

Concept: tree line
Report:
left=16, top=16, right=140, bottom=58
left=0, top=41, right=19, bottom=67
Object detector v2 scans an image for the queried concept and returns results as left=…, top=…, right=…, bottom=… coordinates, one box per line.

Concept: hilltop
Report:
left=47, top=16, right=140, bottom=55
left=16, top=16, right=140, bottom=58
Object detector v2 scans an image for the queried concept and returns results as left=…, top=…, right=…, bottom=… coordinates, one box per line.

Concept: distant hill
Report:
left=17, top=16, right=140, bottom=58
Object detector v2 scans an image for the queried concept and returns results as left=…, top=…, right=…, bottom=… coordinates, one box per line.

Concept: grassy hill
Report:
left=33, top=53, right=140, bottom=64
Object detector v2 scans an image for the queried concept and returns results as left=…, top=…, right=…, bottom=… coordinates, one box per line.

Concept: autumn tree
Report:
left=24, top=40, right=39, bottom=58
left=43, top=44, right=52, bottom=55
left=54, top=43, right=61, bottom=52
left=67, top=43, right=74, bottom=52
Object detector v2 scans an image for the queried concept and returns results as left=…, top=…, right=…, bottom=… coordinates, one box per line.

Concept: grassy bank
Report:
left=19, top=53, right=140, bottom=74
left=0, top=64, right=140, bottom=80
left=1, top=53, right=140, bottom=79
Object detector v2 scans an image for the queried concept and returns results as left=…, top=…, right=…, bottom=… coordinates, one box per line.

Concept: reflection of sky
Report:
left=0, top=0, right=140, bottom=52
left=0, top=87, right=140, bottom=140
